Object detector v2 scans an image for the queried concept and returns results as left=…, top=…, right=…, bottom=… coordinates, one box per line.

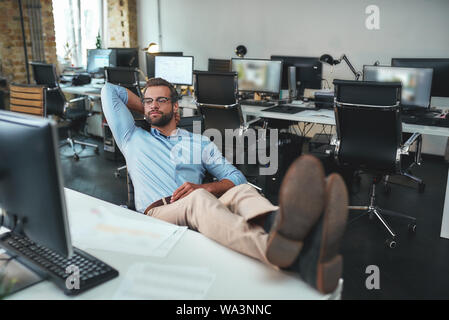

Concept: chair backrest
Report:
left=29, top=62, right=58, bottom=88
left=104, top=67, right=141, bottom=97
left=197, top=104, right=244, bottom=136
left=333, top=79, right=403, bottom=173
left=193, top=71, right=238, bottom=106
left=208, top=58, right=231, bottom=72
left=9, top=83, right=46, bottom=117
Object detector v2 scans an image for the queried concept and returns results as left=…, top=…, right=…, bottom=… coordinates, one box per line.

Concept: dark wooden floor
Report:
left=59, top=136, right=449, bottom=300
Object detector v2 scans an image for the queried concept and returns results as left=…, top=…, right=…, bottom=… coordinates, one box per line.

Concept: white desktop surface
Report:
left=7, top=188, right=335, bottom=300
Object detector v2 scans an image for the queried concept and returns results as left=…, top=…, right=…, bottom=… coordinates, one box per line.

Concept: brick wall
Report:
left=107, top=0, right=138, bottom=48
left=0, top=0, right=57, bottom=85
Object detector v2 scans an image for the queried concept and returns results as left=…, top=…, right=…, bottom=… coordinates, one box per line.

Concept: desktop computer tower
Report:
left=263, top=132, right=304, bottom=196
left=103, top=122, right=123, bottom=161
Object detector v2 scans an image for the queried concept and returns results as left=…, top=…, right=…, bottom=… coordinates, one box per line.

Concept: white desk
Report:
left=60, top=83, right=102, bottom=98
left=7, top=188, right=338, bottom=300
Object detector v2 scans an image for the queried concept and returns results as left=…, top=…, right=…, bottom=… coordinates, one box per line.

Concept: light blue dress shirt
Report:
left=101, top=83, right=247, bottom=213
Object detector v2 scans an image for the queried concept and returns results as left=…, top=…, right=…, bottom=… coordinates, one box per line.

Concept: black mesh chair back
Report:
left=197, top=104, right=243, bottom=136
left=29, top=62, right=66, bottom=116
left=30, top=62, right=59, bottom=88
left=333, top=80, right=402, bottom=173
left=193, top=71, right=238, bottom=105
left=208, top=59, right=231, bottom=72
left=104, top=67, right=142, bottom=98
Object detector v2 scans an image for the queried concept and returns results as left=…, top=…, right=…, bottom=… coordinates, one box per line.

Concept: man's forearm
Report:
left=126, top=88, right=144, bottom=114
left=203, top=179, right=235, bottom=197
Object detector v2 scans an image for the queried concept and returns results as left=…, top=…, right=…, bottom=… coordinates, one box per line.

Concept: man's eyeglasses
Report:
left=141, top=97, right=172, bottom=106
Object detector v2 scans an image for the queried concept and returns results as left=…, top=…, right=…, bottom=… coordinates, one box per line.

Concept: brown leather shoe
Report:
left=266, top=155, right=326, bottom=268
left=294, top=173, right=348, bottom=294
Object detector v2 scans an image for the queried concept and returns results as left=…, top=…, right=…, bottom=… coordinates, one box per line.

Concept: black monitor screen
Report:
left=391, top=58, right=449, bottom=98
left=208, top=59, right=231, bottom=72
left=194, top=71, right=237, bottom=105
left=270, top=55, right=322, bottom=91
left=231, top=58, right=282, bottom=94
left=87, top=49, right=116, bottom=74
left=111, top=48, right=139, bottom=68
left=105, top=67, right=137, bottom=85
left=363, top=65, right=433, bottom=109
left=0, top=111, right=72, bottom=257
left=146, top=52, right=183, bottom=79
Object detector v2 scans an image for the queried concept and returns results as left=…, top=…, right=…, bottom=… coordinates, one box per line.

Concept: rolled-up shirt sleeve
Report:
left=202, top=139, right=247, bottom=187
left=101, top=82, right=136, bottom=151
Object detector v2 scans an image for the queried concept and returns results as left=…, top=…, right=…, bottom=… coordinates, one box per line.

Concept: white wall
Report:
left=136, top=0, right=449, bottom=155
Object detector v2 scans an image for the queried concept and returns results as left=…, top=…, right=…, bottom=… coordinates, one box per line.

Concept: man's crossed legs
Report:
left=146, top=155, right=349, bottom=294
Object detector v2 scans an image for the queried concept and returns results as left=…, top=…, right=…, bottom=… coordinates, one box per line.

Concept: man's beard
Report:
left=146, top=109, right=174, bottom=127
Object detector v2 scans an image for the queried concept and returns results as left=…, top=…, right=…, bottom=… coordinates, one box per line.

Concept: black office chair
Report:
left=208, top=58, right=231, bottom=72
left=332, top=79, right=422, bottom=248
left=104, top=67, right=142, bottom=98
left=193, top=71, right=265, bottom=178
left=29, top=62, right=99, bottom=160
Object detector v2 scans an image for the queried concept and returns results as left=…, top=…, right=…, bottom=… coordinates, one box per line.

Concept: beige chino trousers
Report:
left=146, top=184, right=279, bottom=264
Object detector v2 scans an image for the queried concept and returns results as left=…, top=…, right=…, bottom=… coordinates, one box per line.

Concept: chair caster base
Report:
left=73, top=154, right=79, bottom=161
left=408, top=223, right=417, bottom=233
left=114, top=171, right=120, bottom=178
left=385, top=238, right=397, bottom=248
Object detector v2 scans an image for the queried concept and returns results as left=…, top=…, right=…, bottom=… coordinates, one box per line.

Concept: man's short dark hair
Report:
left=143, top=78, right=179, bottom=103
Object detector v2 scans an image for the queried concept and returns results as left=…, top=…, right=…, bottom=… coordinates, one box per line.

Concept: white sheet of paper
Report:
left=151, top=226, right=187, bottom=257
left=70, top=207, right=180, bottom=256
left=113, top=262, right=216, bottom=300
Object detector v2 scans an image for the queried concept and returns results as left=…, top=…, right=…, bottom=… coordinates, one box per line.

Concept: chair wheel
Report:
left=73, top=154, right=79, bottom=161
left=383, top=184, right=391, bottom=195
left=418, top=182, right=425, bottom=193
left=114, top=171, right=120, bottom=178
left=95, top=147, right=99, bottom=154
left=408, top=223, right=417, bottom=233
left=386, top=239, right=397, bottom=248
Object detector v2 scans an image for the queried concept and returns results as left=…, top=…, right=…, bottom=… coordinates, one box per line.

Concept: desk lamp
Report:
left=235, top=45, right=247, bottom=58
left=143, top=42, right=160, bottom=54
left=320, top=54, right=362, bottom=80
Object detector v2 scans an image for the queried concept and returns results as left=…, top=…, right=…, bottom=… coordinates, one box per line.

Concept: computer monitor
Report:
left=363, top=65, right=433, bottom=110
left=154, top=55, right=194, bottom=86
left=208, top=59, right=231, bottom=72
left=193, top=71, right=238, bottom=105
left=270, top=55, right=322, bottom=93
left=86, top=49, right=116, bottom=75
left=391, top=58, right=449, bottom=98
left=231, top=58, right=282, bottom=94
left=110, top=48, right=139, bottom=68
left=0, top=110, right=72, bottom=257
left=145, top=52, right=183, bottom=79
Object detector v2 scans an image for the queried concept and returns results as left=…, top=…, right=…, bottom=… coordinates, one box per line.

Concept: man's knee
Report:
left=188, top=188, right=214, bottom=200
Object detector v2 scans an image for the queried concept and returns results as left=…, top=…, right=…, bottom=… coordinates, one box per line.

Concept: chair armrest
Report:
left=68, top=96, right=88, bottom=104
left=245, top=117, right=261, bottom=127
left=65, top=96, right=90, bottom=114
left=400, top=132, right=422, bottom=166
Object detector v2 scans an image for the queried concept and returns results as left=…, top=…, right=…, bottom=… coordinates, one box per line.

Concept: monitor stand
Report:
left=0, top=251, right=44, bottom=298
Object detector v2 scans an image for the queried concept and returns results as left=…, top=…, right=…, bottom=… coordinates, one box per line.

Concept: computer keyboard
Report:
left=0, top=232, right=119, bottom=295
left=263, top=104, right=315, bottom=114
left=240, top=99, right=276, bottom=107
left=402, top=111, right=449, bottom=127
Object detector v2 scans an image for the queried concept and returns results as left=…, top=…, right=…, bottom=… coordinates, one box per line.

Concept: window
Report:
left=53, top=0, right=104, bottom=69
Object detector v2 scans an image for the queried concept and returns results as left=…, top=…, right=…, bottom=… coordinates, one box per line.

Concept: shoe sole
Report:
left=266, top=155, right=326, bottom=268
left=315, top=173, right=349, bottom=294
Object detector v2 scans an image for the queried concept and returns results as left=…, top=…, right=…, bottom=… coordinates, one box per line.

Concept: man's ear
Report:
left=173, top=102, right=179, bottom=114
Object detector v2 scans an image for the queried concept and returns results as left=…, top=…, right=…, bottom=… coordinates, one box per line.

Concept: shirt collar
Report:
left=150, top=127, right=183, bottom=138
